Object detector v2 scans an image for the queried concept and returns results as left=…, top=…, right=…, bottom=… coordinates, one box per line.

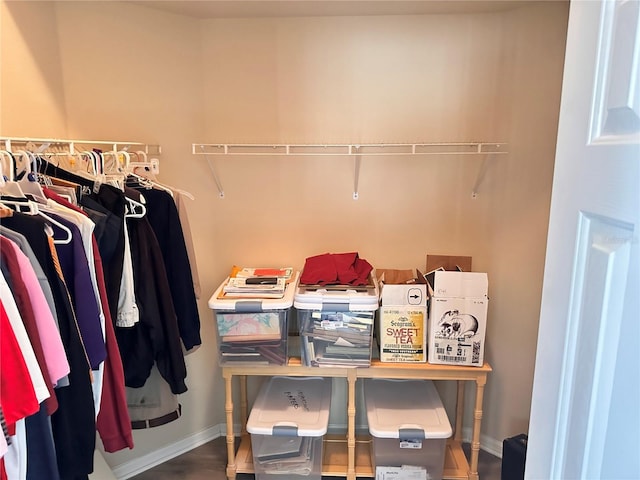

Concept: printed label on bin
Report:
left=399, top=428, right=424, bottom=449
left=399, top=439, right=423, bottom=449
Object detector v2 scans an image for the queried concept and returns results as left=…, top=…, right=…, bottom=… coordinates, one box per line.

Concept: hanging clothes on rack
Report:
left=129, top=165, right=201, bottom=300
left=117, top=186, right=188, bottom=393
left=0, top=236, right=68, bottom=479
left=42, top=188, right=133, bottom=453
left=1, top=136, right=200, bottom=478
left=1, top=211, right=96, bottom=480
left=125, top=180, right=201, bottom=350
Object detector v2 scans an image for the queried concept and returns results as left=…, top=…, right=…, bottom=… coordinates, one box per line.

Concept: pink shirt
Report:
left=2, top=237, right=70, bottom=386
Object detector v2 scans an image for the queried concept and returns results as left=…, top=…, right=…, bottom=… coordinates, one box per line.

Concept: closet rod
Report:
left=1, top=136, right=162, bottom=156
left=192, top=142, right=508, bottom=156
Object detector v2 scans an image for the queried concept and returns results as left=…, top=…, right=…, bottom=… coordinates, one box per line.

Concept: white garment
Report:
left=0, top=424, right=7, bottom=458
left=116, top=219, right=139, bottom=327
left=3, top=419, right=26, bottom=480
left=0, top=274, right=50, bottom=404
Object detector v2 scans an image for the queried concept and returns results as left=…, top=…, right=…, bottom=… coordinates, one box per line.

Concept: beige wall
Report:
left=0, top=0, right=569, bottom=471
left=0, top=1, right=67, bottom=135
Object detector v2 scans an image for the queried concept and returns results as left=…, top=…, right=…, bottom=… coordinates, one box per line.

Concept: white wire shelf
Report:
left=1, top=136, right=162, bottom=156
left=193, top=141, right=508, bottom=200
left=192, top=142, right=508, bottom=156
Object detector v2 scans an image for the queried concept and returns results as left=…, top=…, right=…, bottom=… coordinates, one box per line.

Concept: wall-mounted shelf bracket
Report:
left=471, top=152, right=501, bottom=199
left=353, top=147, right=361, bottom=200
left=198, top=145, right=225, bottom=198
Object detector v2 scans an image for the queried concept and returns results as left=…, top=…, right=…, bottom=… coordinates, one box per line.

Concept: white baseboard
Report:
left=462, top=426, right=503, bottom=458
left=111, top=423, right=502, bottom=479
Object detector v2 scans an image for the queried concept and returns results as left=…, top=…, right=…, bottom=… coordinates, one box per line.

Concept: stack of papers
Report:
left=376, top=465, right=429, bottom=480
left=255, top=436, right=315, bottom=475
left=219, top=266, right=294, bottom=299
left=301, top=311, right=374, bottom=367
left=233, top=266, right=294, bottom=280
left=222, top=276, right=287, bottom=298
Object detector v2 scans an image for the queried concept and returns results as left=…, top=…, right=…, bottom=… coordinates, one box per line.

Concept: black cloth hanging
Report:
left=127, top=185, right=201, bottom=350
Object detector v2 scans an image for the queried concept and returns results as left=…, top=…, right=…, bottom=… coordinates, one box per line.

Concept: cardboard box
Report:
left=426, top=255, right=472, bottom=273
left=377, top=269, right=428, bottom=363
left=428, top=271, right=488, bottom=367
left=430, top=271, right=487, bottom=298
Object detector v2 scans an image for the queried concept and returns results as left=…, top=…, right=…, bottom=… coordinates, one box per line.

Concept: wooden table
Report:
left=222, top=358, right=492, bottom=480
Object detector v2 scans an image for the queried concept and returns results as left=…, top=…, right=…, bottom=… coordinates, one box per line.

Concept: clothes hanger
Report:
left=16, top=150, right=48, bottom=204
left=0, top=199, right=38, bottom=214
left=0, top=151, right=9, bottom=187
left=101, top=150, right=121, bottom=174
left=0, top=154, right=69, bottom=243
left=37, top=208, right=73, bottom=244
left=78, top=150, right=99, bottom=176
left=125, top=193, right=147, bottom=218
left=119, top=150, right=131, bottom=168
left=135, top=150, right=148, bottom=162
left=0, top=149, right=16, bottom=181
left=0, top=150, right=28, bottom=199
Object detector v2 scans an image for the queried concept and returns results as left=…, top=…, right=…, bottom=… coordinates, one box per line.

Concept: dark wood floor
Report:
left=130, top=437, right=502, bottom=480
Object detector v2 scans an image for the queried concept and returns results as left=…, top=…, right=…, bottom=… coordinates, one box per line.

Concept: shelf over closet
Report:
left=1, top=136, right=162, bottom=156
left=192, top=141, right=508, bottom=199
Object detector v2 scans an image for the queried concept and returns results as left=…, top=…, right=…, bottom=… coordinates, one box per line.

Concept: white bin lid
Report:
left=364, top=379, right=452, bottom=439
left=208, top=271, right=299, bottom=311
left=247, top=376, right=332, bottom=437
left=294, top=273, right=380, bottom=311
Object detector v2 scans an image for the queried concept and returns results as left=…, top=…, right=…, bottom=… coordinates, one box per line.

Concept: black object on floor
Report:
left=501, top=433, right=528, bottom=480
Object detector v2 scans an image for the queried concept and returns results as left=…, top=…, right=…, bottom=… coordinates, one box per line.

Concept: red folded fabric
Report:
left=300, top=252, right=373, bottom=286
left=300, top=253, right=337, bottom=285
left=353, top=256, right=374, bottom=285
left=333, top=252, right=358, bottom=284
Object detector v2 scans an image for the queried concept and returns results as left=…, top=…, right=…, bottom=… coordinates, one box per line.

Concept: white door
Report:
left=526, top=0, right=640, bottom=479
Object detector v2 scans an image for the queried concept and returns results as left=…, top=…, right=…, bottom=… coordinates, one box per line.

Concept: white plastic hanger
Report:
left=0, top=149, right=15, bottom=180
left=118, top=150, right=131, bottom=171
left=0, top=151, right=10, bottom=187
left=135, top=150, right=148, bottom=162
left=16, top=150, right=48, bottom=203
left=37, top=208, right=73, bottom=244
left=125, top=193, right=147, bottom=218
left=0, top=150, right=28, bottom=198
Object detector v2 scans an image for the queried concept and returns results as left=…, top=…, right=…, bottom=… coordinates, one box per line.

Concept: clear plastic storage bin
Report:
left=208, top=272, right=299, bottom=366
left=364, top=379, right=452, bottom=480
left=294, top=276, right=379, bottom=367
left=246, top=376, right=332, bottom=480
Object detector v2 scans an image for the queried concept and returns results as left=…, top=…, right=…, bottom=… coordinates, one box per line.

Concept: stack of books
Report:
left=219, top=267, right=294, bottom=299
left=300, top=311, right=374, bottom=367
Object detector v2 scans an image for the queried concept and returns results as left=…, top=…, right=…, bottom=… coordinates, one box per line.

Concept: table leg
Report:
left=455, top=380, right=465, bottom=443
left=468, top=377, right=487, bottom=480
left=347, top=370, right=357, bottom=480
left=239, top=375, right=248, bottom=433
left=224, top=374, right=237, bottom=480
